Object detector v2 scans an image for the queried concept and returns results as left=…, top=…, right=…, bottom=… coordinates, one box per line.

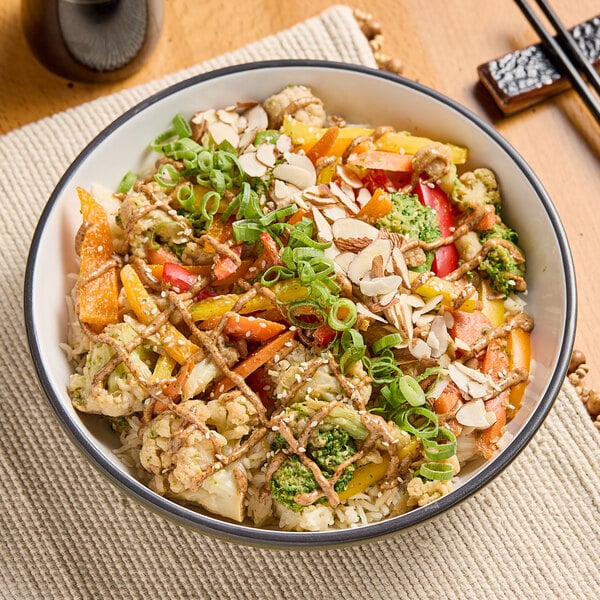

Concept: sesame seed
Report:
left=271, top=425, right=279, bottom=431
left=245, top=331, right=252, bottom=338
left=259, top=322, right=267, bottom=328
left=97, top=245, right=103, bottom=252
left=297, top=446, right=306, bottom=453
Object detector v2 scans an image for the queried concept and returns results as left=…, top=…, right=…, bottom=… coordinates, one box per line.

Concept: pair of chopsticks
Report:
left=514, top=0, right=600, bottom=123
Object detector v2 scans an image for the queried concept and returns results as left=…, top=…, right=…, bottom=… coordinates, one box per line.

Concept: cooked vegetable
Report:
left=66, top=86, right=533, bottom=532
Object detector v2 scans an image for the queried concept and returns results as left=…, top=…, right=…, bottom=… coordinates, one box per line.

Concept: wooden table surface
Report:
left=2, top=0, right=599, bottom=389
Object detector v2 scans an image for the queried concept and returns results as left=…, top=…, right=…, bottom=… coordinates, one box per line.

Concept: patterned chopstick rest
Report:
left=477, top=15, right=600, bottom=114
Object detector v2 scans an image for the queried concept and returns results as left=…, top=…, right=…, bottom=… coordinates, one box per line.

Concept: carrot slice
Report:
left=213, top=329, right=296, bottom=395
left=507, top=328, right=531, bottom=418
left=348, top=150, right=414, bottom=172
left=355, top=188, right=393, bottom=222
left=306, top=126, right=339, bottom=162
left=450, top=310, right=493, bottom=348
left=77, top=187, right=119, bottom=331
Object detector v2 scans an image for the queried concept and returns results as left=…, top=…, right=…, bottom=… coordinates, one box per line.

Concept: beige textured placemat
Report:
left=1, top=5, right=599, bottom=599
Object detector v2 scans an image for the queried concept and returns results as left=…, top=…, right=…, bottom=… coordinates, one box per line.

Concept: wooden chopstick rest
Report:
left=477, top=15, right=600, bottom=114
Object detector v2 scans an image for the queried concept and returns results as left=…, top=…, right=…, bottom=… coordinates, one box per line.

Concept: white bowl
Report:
left=24, top=60, right=576, bottom=548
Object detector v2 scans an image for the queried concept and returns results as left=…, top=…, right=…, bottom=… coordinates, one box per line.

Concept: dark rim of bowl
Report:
left=24, top=59, right=577, bottom=549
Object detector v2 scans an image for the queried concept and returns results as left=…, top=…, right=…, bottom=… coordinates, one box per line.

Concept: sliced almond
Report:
left=456, top=400, right=497, bottom=429
left=360, top=275, right=402, bottom=297
left=347, top=238, right=392, bottom=283
left=332, top=218, right=379, bottom=241
left=239, top=152, right=268, bottom=177
left=408, top=337, right=431, bottom=360
left=330, top=181, right=359, bottom=214
left=336, top=164, right=364, bottom=188
left=244, top=104, right=269, bottom=132
left=390, top=246, right=411, bottom=287
left=208, top=121, right=239, bottom=147
left=357, top=303, right=387, bottom=323
left=256, top=143, right=277, bottom=167
left=217, top=108, right=239, bottom=126
left=427, top=315, right=449, bottom=358
left=276, top=134, right=292, bottom=154
left=312, top=207, right=333, bottom=242
left=334, top=252, right=356, bottom=272
left=272, top=163, right=315, bottom=190
left=322, top=206, right=348, bottom=221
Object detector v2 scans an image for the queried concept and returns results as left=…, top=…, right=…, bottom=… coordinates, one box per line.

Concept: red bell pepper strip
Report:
left=213, top=245, right=242, bottom=280
left=415, top=176, right=458, bottom=277
left=259, top=232, right=282, bottom=266
left=162, top=262, right=198, bottom=292
left=313, top=323, right=338, bottom=346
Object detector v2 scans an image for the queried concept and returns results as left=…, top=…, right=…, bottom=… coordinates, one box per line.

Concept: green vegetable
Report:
left=478, top=222, right=519, bottom=245
left=452, top=167, right=501, bottom=213
left=479, top=243, right=524, bottom=296
left=270, top=426, right=357, bottom=511
left=376, top=193, right=440, bottom=271
left=270, top=456, right=318, bottom=511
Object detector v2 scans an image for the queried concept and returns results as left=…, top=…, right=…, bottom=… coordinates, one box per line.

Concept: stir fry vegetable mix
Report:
left=67, top=86, right=534, bottom=529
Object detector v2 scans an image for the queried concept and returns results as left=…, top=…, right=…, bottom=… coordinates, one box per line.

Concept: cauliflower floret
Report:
left=68, top=323, right=150, bottom=417
left=120, top=188, right=190, bottom=257
left=263, top=85, right=326, bottom=129
left=406, top=476, right=453, bottom=507
left=412, top=142, right=456, bottom=194
left=272, top=346, right=371, bottom=405
left=140, top=403, right=247, bottom=522
left=204, top=392, right=259, bottom=441
left=452, top=167, right=501, bottom=213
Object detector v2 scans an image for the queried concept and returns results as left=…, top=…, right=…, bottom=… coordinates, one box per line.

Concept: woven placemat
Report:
left=1, top=5, right=599, bottom=599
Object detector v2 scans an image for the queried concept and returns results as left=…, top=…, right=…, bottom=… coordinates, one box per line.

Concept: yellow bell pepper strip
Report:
left=151, top=354, right=177, bottom=382
left=480, top=280, right=505, bottom=327
left=189, top=293, right=273, bottom=321
left=282, top=117, right=372, bottom=156
left=120, top=264, right=200, bottom=365
left=374, top=131, right=468, bottom=165
left=506, top=327, right=531, bottom=419
left=77, top=187, right=119, bottom=331
left=213, top=329, right=297, bottom=395
left=410, top=273, right=478, bottom=312
left=337, top=457, right=390, bottom=502
left=355, top=188, right=393, bottom=223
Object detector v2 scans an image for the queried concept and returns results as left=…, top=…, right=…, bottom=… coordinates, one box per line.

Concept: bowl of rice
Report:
left=24, top=60, right=576, bottom=548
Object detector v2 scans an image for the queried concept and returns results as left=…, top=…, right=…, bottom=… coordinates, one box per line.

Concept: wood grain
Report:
left=2, top=0, right=599, bottom=389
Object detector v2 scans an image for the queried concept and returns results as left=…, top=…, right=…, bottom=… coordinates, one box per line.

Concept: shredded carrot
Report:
left=348, top=150, right=414, bottom=172
left=213, top=329, right=297, bottom=395
left=306, top=126, right=339, bottom=163
left=355, top=188, right=393, bottom=222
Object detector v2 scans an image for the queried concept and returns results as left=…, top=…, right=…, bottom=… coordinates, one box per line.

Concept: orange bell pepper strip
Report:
left=120, top=264, right=200, bottom=365
left=306, top=126, right=340, bottom=163
left=355, top=188, right=393, bottom=223
left=77, top=187, right=119, bottom=332
left=200, top=314, right=286, bottom=342
left=477, top=338, right=509, bottom=458
left=213, top=329, right=296, bottom=395
left=347, top=150, right=414, bottom=173
left=507, top=327, right=531, bottom=418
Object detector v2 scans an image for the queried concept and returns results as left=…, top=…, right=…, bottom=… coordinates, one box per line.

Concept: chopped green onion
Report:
left=154, top=163, right=180, bottom=188
left=363, top=353, right=402, bottom=385
left=422, top=428, right=457, bottom=461
left=254, top=130, right=280, bottom=145
left=260, top=266, right=295, bottom=286
left=287, top=300, right=326, bottom=329
left=398, top=375, right=426, bottom=407
left=398, top=406, right=439, bottom=439
left=372, top=333, right=403, bottom=355
left=172, top=113, right=192, bottom=139
left=417, top=462, right=454, bottom=481
left=232, top=220, right=265, bottom=242
left=328, top=298, right=357, bottom=331
left=176, top=183, right=196, bottom=211
left=117, top=170, right=137, bottom=193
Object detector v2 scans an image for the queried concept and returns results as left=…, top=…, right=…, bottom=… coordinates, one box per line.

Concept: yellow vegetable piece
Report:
left=151, top=354, right=177, bottom=382
left=412, top=274, right=477, bottom=312
left=480, top=280, right=504, bottom=327
left=77, top=187, right=119, bottom=331
left=120, top=264, right=200, bottom=365
left=374, top=131, right=468, bottom=165
left=189, top=293, right=273, bottom=321
left=337, top=457, right=390, bottom=502
left=507, top=328, right=531, bottom=419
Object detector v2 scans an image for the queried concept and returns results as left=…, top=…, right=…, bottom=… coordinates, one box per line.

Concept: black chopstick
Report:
left=534, top=0, right=600, bottom=95
left=513, top=0, right=600, bottom=123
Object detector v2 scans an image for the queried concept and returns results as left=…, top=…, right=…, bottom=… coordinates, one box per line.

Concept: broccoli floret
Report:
left=270, top=456, right=318, bottom=511
left=308, top=427, right=356, bottom=491
left=479, top=244, right=524, bottom=296
left=478, top=223, right=518, bottom=245
left=377, top=193, right=440, bottom=271
left=270, top=426, right=357, bottom=510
